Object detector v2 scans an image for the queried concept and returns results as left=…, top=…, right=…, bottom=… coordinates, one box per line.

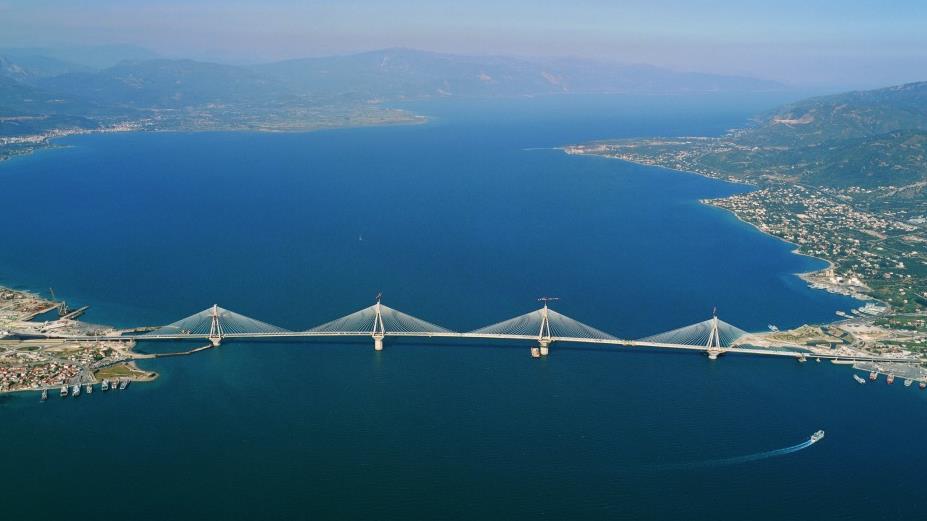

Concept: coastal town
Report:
left=564, top=142, right=927, bottom=366
left=0, top=121, right=142, bottom=162
left=0, top=286, right=154, bottom=394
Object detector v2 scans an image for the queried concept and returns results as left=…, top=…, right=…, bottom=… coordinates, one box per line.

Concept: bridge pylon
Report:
left=372, top=294, right=386, bottom=351
left=208, top=304, right=223, bottom=347
left=534, top=297, right=557, bottom=357
left=706, top=312, right=722, bottom=359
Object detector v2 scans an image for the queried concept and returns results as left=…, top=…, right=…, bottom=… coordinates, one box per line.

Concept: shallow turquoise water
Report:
left=1, top=95, right=923, bottom=520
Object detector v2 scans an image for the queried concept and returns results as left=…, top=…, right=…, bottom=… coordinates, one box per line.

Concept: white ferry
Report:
left=59, top=385, right=68, bottom=397
left=810, top=430, right=825, bottom=444
left=85, top=383, right=93, bottom=394
left=101, top=379, right=109, bottom=391
left=71, top=384, right=80, bottom=397
left=853, top=374, right=866, bottom=384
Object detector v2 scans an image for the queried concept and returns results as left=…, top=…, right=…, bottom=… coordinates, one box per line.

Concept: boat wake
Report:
left=658, top=437, right=817, bottom=470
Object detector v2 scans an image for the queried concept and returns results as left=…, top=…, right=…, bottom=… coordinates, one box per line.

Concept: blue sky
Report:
left=1, top=0, right=925, bottom=88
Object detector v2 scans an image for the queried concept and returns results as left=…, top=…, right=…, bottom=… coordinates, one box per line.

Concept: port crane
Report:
left=48, top=287, right=70, bottom=317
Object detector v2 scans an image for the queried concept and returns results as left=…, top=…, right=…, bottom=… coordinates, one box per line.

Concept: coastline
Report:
left=0, top=284, right=155, bottom=394
left=562, top=149, right=927, bottom=362
left=0, top=134, right=913, bottom=397
left=0, top=111, right=427, bottom=168
left=701, top=199, right=870, bottom=302
left=567, top=148, right=862, bottom=305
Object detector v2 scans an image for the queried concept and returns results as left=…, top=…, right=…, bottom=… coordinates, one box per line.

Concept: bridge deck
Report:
left=48, top=330, right=915, bottom=363
left=36, top=302, right=916, bottom=364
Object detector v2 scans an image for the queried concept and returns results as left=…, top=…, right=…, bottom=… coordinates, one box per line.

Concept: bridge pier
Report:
left=208, top=336, right=222, bottom=347
left=539, top=339, right=550, bottom=357
left=373, top=334, right=384, bottom=351
left=707, top=349, right=721, bottom=360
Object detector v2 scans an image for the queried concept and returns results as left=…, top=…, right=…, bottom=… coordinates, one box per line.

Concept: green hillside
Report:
left=600, top=82, right=927, bottom=188
left=742, top=82, right=927, bottom=148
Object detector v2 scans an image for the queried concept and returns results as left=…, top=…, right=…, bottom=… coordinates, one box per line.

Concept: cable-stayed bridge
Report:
left=54, top=297, right=914, bottom=363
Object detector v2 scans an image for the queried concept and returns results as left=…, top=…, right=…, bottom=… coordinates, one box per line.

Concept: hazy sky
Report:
left=2, top=0, right=925, bottom=88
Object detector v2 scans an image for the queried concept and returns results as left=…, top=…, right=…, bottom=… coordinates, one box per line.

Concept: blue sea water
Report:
left=1, top=94, right=925, bottom=520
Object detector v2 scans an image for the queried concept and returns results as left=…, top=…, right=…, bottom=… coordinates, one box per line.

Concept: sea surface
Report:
left=1, top=94, right=925, bottom=520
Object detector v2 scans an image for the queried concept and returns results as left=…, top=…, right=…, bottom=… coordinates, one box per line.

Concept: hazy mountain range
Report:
left=0, top=47, right=784, bottom=138
left=2, top=47, right=784, bottom=102
left=2, top=46, right=924, bottom=190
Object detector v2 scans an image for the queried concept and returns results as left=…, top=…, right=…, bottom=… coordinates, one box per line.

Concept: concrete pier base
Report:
left=539, top=340, right=550, bottom=356
left=707, top=350, right=720, bottom=360
left=208, top=336, right=222, bottom=347
left=373, top=335, right=384, bottom=351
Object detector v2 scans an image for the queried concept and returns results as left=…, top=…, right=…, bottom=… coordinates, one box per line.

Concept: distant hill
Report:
left=0, top=54, right=92, bottom=83
left=0, top=45, right=158, bottom=71
left=800, top=129, right=927, bottom=187
left=0, top=75, right=93, bottom=115
left=0, top=76, right=99, bottom=137
left=14, top=49, right=784, bottom=113
left=736, top=82, right=927, bottom=187
left=0, top=48, right=787, bottom=142
left=255, top=48, right=783, bottom=99
left=741, top=82, right=927, bottom=147
left=688, top=127, right=927, bottom=188
left=596, top=81, right=927, bottom=189
left=37, top=59, right=291, bottom=109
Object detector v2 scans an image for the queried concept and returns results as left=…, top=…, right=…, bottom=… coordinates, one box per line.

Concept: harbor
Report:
left=854, top=361, right=927, bottom=390
left=42, top=377, right=133, bottom=401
